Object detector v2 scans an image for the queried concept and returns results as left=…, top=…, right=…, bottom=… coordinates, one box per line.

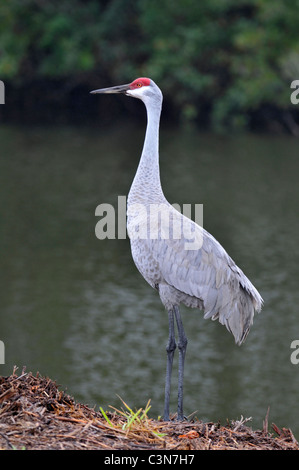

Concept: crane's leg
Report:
left=163, top=309, right=176, bottom=421
left=174, top=305, right=188, bottom=421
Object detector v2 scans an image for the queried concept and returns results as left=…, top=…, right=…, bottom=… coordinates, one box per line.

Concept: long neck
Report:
left=128, top=100, right=165, bottom=206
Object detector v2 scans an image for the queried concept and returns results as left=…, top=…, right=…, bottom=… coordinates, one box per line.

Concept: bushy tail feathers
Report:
left=205, top=283, right=263, bottom=346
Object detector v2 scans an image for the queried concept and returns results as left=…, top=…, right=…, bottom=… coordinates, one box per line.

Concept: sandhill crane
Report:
left=91, top=78, right=263, bottom=421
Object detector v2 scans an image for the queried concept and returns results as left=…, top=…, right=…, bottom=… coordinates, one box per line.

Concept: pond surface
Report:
left=1, top=123, right=299, bottom=436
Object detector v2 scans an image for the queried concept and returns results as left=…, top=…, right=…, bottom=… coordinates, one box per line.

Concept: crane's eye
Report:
left=136, top=83, right=142, bottom=88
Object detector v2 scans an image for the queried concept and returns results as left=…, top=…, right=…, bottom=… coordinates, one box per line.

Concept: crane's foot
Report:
left=177, top=413, right=189, bottom=421
left=162, top=413, right=188, bottom=422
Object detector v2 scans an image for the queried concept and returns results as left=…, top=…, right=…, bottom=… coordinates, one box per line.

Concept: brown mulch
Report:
left=0, top=367, right=298, bottom=450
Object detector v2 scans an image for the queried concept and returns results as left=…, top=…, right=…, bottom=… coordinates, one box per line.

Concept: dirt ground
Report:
left=0, top=367, right=298, bottom=450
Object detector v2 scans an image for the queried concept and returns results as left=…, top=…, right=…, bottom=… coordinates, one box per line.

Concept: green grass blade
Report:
left=100, top=407, right=113, bottom=427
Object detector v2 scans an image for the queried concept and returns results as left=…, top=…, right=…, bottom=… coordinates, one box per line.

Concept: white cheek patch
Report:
left=126, top=88, right=147, bottom=98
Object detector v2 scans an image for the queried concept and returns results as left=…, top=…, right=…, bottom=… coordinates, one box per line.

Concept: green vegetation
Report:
left=100, top=397, right=167, bottom=440
left=0, top=0, right=299, bottom=130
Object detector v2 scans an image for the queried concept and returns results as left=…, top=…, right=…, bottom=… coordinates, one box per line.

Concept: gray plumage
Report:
left=91, top=77, right=263, bottom=421
left=126, top=79, right=262, bottom=346
left=129, top=210, right=262, bottom=346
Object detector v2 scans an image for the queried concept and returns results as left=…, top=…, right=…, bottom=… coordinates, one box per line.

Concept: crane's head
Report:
left=90, top=78, right=162, bottom=107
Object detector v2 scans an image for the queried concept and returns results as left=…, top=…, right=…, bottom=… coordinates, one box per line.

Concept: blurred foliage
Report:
left=0, top=0, right=299, bottom=130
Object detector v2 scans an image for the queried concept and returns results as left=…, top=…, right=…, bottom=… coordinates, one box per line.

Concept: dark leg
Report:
left=163, top=309, right=176, bottom=421
left=174, top=305, right=188, bottom=421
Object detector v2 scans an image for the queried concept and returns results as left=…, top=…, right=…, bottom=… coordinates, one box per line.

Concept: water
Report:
left=1, top=123, right=299, bottom=437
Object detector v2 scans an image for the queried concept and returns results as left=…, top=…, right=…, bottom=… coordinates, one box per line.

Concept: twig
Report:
left=0, top=432, right=14, bottom=450
left=263, top=406, right=270, bottom=434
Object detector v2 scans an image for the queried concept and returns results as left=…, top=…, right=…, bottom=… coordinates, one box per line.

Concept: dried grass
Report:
left=0, top=367, right=298, bottom=450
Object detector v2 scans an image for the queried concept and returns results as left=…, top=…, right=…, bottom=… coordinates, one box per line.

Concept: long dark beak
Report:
left=90, top=83, right=130, bottom=94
